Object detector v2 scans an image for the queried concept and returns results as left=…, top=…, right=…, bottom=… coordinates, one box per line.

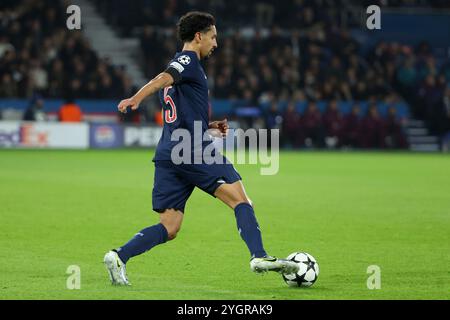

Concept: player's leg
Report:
left=115, top=209, right=182, bottom=262
left=104, top=161, right=193, bottom=285
left=174, top=160, right=268, bottom=259
left=214, top=181, right=266, bottom=258
left=159, top=209, right=184, bottom=240
left=104, top=210, right=182, bottom=286
left=214, top=181, right=298, bottom=275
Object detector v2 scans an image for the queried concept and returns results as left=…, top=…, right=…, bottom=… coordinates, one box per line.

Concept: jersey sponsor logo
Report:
left=169, top=61, right=184, bottom=73
left=178, top=55, right=191, bottom=65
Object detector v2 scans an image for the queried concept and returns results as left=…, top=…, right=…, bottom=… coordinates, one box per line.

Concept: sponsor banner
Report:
left=124, top=126, right=162, bottom=148
left=89, top=123, right=123, bottom=148
left=0, top=121, right=89, bottom=149
left=0, top=122, right=21, bottom=147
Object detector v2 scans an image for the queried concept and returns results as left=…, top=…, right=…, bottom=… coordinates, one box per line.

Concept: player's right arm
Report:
left=117, top=72, right=174, bottom=113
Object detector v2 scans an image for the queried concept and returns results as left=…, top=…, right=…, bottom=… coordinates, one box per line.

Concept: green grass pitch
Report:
left=0, top=149, right=449, bottom=300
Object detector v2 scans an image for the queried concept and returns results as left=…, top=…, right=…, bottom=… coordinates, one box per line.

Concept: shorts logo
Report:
left=178, top=55, right=191, bottom=65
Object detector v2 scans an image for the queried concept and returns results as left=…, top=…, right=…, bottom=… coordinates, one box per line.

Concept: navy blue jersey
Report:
left=154, top=50, right=212, bottom=161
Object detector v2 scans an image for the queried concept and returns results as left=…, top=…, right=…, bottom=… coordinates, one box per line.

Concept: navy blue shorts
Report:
left=152, top=159, right=242, bottom=213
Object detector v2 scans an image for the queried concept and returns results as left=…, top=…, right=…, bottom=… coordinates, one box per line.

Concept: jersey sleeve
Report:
left=164, top=54, right=197, bottom=84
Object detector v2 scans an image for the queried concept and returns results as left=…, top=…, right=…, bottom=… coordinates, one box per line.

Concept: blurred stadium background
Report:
left=1, top=0, right=449, bottom=151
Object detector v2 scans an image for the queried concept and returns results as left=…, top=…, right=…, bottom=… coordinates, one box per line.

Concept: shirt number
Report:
left=163, top=86, right=177, bottom=123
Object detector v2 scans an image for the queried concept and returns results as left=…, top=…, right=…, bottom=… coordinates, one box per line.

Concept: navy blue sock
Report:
left=234, top=203, right=267, bottom=259
left=116, top=223, right=168, bottom=264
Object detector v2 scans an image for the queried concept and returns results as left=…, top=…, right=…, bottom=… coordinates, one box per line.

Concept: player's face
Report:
left=200, top=26, right=217, bottom=59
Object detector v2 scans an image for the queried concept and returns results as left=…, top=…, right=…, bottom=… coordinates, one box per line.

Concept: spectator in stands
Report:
left=429, top=82, right=450, bottom=138
left=213, top=74, right=229, bottom=99
left=48, top=59, right=65, bottom=97
left=282, top=101, right=302, bottom=148
left=140, top=25, right=163, bottom=78
left=418, top=74, right=444, bottom=133
left=98, top=75, right=115, bottom=99
left=384, top=106, right=408, bottom=149
left=0, top=35, right=14, bottom=58
left=342, top=104, right=362, bottom=148
left=265, top=102, right=283, bottom=148
left=265, top=102, right=282, bottom=131
left=29, top=59, right=48, bottom=92
left=353, top=81, right=369, bottom=101
left=0, top=73, right=17, bottom=97
left=58, top=98, right=83, bottom=122
left=397, top=58, right=418, bottom=92
left=23, top=93, right=46, bottom=121
left=442, top=85, right=450, bottom=135
left=302, top=102, right=324, bottom=148
left=418, top=56, right=439, bottom=81
left=323, top=100, right=344, bottom=148
left=361, top=104, right=385, bottom=149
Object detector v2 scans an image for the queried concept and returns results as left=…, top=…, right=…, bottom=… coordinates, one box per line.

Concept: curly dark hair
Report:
left=176, top=11, right=216, bottom=43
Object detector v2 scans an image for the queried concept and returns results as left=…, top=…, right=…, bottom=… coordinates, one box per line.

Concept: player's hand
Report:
left=208, top=119, right=229, bottom=137
left=118, top=97, right=140, bottom=113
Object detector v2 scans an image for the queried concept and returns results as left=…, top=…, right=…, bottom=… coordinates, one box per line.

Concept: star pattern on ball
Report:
left=302, top=256, right=316, bottom=272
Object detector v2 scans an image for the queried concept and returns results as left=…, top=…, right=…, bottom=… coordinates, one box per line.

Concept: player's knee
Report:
left=226, top=192, right=252, bottom=209
left=167, top=228, right=180, bottom=240
left=233, top=198, right=253, bottom=210
left=159, top=210, right=183, bottom=241
left=163, top=223, right=181, bottom=241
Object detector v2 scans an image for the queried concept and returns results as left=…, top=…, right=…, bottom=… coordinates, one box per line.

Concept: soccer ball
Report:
left=282, top=252, right=319, bottom=287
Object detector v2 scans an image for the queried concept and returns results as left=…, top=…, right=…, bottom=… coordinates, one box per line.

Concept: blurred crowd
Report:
left=93, top=0, right=450, bottom=36
left=219, top=33, right=450, bottom=145
left=367, top=41, right=450, bottom=135
left=273, top=100, right=408, bottom=149
left=0, top=0, right=135, bottom=100
left=93, top=0, right=353, bottom=36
